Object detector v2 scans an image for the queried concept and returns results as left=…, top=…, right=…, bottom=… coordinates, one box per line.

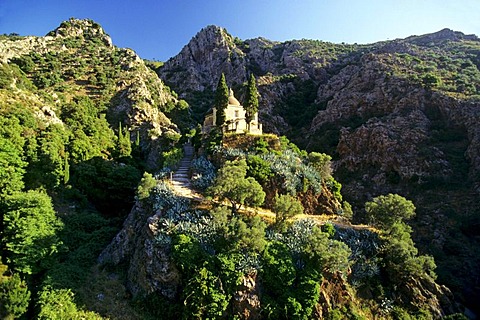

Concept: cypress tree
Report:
left=135, top=130, right=140, bottom=147
left=63, top=154, right=70, bottom=184
left=118, top=122, right=123, bottom=141
left=244, top=74, right=258, bottom=131
left=117, top=123, right=132, bottom=157
left=214, top=73, right=229, bottom=127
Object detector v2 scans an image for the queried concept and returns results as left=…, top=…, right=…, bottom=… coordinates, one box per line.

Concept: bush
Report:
left=273, top=193, right=304, bottom=229
left=162, top=147, right=183, bottom=168
left=2, top=190, right=63, bottom=274
left=0, top=266, right=30, bottom=319
left=36, top=287, right=102, bottom=320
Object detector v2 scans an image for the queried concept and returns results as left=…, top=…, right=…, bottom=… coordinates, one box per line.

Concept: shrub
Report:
left=162, top=147, right=183, bottom=168
left=0, top=267, right=30, bottom=319
left=273, top=193, right=304, bottom=229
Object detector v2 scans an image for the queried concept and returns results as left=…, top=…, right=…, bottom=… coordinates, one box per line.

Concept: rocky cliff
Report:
left=158, top=26, right=480, bottom=313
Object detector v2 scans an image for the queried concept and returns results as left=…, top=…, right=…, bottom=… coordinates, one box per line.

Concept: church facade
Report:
left=202, top=89, right=262, bottom=135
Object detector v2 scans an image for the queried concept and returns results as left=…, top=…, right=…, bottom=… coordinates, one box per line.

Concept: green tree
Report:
left=244, top=73, right=259, bottom=130
left=182, top=265, right=229, bottom=319
left=117, top=122, right=132, bottom=157
left=2, top=190, right=63, bottom=274
left=0, top=137, right=26, bottom=198
left=303, top=226, right=351, bottom=276
left=383, top=222, right=437, bottom=282
left=214, top=73, right=229, bottom=127
left=208, top=159, right=265, bottom=213
left=0, top=262, right=30, bottom=320
left=273, top=193, right=304, bottom=229
left=36, top=286, right=102, bottom=320
left=246, top=154, right=273, bottom=183
left=63, top=154, right=70, bottom=184
left=365, top=193, right=416, bottom=230
left=136, top=172, right=157, bottom=200
left=307, top=152, right=332, bottom=180
left=26, top=123, right=69, bottom=189
left=229, top=216, right=267, bottom=252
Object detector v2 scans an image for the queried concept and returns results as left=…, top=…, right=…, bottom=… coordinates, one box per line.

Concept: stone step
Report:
left=172, top=175, right=189, bottom=179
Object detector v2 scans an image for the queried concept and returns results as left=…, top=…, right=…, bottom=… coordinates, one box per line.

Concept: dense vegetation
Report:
left=0, top=19, right=184, bottom=319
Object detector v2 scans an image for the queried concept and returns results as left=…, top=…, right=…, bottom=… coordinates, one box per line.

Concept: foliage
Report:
left=365, top=193, right=416, bottom=230
left=307, top=151, right=332, bottom=180
left=273, top=193, right=304, bottom=229
left=246, top=154, right=273, bottom=182
left=182, top=265, right=229, bottom=319
left=61, top=96, right=115, bottom=162
left=36, top=286, right=102, bottom=320
left=25, top=123, right=69, bottom=189
left=171, top=234, right=243, bottom=319
left=208, top=159, right=265, bottom=212
left=383, top=222, right=437, bottom=282
left=71, top=157, right=142, bottom=216
left=136, top=172, right=157, bottom=200
left=303, top=226, right=352, bottom=276
left=0, top=263, right=30, bottom=320
left=341, top=201, right=353, bottom=219
left=117, top=122, right=132, bottom=157
left=162, top=147, right=183, bottom=168
left=244, top=73, right=259, bottom=127
left=261, top=149, right=322, bottom=195
left=335, top=228, right=381, bottom=288
left=214, top=73, right=229, bottom=127
left=2, top=190, right=63, bottom=274
left=326, top=176, right=343, bottom=202
left=0, top=136, right=26, bottom=197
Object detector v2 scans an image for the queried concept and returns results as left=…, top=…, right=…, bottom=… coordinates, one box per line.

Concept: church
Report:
left=202, top=89, right=262, bottom=135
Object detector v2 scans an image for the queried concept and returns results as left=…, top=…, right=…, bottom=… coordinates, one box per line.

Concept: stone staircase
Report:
left=171, top=143, right=199, bottom=198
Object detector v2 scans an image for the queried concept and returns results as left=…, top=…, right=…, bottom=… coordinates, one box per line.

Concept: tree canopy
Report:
left=2, top=190, right=63, bottom=274
left=208, top=159, right=265, bottom=212
left=365, top=193, right=416, bottom=230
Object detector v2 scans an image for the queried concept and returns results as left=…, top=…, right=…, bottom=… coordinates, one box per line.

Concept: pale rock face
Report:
left=160, top=25, right=247, bottom=91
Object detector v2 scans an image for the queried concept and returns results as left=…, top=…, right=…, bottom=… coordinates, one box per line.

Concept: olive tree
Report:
left=208, top=159, right=265, bottom=213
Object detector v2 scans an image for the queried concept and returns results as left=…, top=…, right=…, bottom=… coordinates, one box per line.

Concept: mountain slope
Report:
left=158, top=26, right=480, bottom=313
left=2, top=18, right=181, bottom=169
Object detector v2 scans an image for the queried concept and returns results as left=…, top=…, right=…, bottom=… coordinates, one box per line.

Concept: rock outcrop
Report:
left=98, top=200, right=181, bottom=298
left=160, top=25, right=247, bottom=91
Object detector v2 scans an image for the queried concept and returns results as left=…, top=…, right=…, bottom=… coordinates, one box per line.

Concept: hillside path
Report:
left=170, top=142, right=203, bottom=200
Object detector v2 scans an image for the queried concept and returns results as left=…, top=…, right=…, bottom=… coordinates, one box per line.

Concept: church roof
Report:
left=228, top=88, right=241, bottom=106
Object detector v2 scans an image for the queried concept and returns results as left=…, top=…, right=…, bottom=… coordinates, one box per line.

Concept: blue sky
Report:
left=1, top=0, right=479, bottom=61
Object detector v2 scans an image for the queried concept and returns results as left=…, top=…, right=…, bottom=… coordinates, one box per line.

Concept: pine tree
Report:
left=244, top=73, right=258, bottom=131
left=214, top=73, right=229, bottom=127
